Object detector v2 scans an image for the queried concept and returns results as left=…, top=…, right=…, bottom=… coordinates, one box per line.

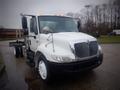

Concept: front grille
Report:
left=74, top=41, right=98, bottom=58
left=89, top=41, right=98, bottom=56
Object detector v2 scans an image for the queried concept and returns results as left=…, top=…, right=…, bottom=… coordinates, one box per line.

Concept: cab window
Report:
left=30, top=17, right=38, bottom=34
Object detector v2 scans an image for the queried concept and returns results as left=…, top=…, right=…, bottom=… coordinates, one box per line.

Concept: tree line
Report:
left=66, top=0, right=120, bottom=35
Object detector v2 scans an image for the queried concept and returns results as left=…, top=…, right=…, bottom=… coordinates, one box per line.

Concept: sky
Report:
left=0, top=0, right=109, bottom=29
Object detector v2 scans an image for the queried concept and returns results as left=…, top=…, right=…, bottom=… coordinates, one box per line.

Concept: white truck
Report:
left=113, top=29, right=120, bottom=35
left=10, top=14, right=103, bottom=82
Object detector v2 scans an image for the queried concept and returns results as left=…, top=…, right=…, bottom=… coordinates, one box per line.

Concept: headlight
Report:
left=98, top=45, right=102, bottom=54
left=51, top=55, right=74, bottom=63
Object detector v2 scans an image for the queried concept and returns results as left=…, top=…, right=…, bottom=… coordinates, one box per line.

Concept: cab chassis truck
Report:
left=9, top=14, right=103, bottom=82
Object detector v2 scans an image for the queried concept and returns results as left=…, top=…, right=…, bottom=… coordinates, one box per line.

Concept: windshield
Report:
left=38, top=16, right=78, bottom=33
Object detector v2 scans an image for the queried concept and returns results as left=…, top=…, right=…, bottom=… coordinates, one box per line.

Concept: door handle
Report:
left=33, top=36, right=36, bottom=39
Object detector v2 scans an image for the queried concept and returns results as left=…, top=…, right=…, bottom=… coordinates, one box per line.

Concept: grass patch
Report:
left=98, top=35, right=120, bottom=44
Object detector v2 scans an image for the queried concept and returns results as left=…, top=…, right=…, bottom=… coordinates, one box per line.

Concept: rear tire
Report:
left=19, top=47, right=23, bottom=57
left=14, top=47, right=20, bottom=58
left=13, top=46, right=23, bottom=58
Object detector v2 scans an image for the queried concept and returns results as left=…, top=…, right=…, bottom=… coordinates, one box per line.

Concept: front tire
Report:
left=38, top=58, right=51, bottom=82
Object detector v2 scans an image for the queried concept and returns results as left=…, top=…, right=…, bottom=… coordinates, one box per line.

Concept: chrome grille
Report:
left=74, top=41, right=98, bottom=58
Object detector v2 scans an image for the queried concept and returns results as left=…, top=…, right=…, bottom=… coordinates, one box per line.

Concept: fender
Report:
left=34, top=42, right=75, bottom=64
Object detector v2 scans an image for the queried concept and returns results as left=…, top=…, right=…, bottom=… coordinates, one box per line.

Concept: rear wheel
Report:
left=19, top=47, right=23, bottom=57
left=14, top=47, right=20, bottom=58
left=13, top=46, right=23, bottom=58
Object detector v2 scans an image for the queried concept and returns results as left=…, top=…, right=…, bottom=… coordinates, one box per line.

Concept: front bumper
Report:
left=47, top=54, right=103, bottom=74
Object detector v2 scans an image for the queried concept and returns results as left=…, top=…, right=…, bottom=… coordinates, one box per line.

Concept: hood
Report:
left=40, top=32, right=97, bottom=59
left=53, top=32, right=96, bottom=43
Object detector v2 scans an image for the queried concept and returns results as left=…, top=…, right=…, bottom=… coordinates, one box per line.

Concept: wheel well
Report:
left=34, top=51, right=46, bottom=68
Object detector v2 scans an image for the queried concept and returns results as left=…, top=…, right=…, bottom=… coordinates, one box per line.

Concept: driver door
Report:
left=29, top=16, right=39, bottom=52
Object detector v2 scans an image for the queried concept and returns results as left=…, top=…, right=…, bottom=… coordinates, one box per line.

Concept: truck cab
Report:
left=21, top=15, right=103, bottom=82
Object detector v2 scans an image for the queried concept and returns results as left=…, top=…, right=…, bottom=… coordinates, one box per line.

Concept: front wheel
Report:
left=38, top=59, right=51, bottom=82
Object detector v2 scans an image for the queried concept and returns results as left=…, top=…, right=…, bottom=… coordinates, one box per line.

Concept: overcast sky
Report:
left=0, top=0, right=109, bottom=29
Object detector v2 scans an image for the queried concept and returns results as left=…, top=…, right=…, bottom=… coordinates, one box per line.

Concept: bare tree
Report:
left=66, top=0, right=120, bottom=35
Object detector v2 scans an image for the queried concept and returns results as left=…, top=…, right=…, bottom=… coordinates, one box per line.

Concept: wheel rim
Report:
left=38, top=60, right=47, bottom=80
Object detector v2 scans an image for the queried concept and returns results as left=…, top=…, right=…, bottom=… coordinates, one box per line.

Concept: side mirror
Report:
left=77, top=20, right=81, bottom=32
left=22, top=16, right=28, bottom=35
left=22, top=16, right=28, bottom=29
